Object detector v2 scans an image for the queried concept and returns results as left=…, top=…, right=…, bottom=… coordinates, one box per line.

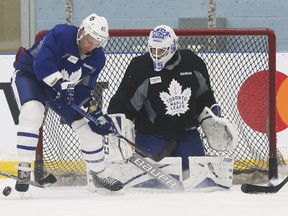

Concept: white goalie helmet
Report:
left=148, top=25, right=178, bottom=71
left=78, top=13, right=109, bottom=47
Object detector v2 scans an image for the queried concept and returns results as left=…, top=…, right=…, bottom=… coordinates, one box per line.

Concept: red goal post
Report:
left=35, top=28, right=281, bottom=184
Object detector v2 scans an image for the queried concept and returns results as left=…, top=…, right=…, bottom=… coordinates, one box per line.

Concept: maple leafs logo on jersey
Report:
left=159, top=79, right=191, bottom=116
left=61, top=68, right=82, bottom=83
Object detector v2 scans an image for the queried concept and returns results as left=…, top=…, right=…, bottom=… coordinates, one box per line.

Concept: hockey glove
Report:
left=53, top=80, right=75, bottom=108
left=88, top=108, right=116, bottom=135
left=198, top=107, right=238, bottom=151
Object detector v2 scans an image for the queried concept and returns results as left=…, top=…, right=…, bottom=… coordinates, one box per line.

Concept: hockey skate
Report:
left=88, top=168, right=124, bottom=192
left=15, top=162, right=32, bottom=192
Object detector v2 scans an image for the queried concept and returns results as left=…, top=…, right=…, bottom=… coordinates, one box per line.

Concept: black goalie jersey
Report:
left=108, top=49, right=217, bottom=136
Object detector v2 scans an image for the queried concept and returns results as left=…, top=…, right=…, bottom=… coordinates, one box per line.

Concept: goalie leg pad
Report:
left=128, top=156, right=183, bottom=189
left=183, top=156, right=234, bottom=190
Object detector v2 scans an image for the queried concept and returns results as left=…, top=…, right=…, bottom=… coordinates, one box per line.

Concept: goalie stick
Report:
left=129, top=153, right=183, bottom=190
left=0, top=170, right=57, bottom=188
left=71, top=103, right=176, bottom=162
left=241, top=176, right=288, bottom=194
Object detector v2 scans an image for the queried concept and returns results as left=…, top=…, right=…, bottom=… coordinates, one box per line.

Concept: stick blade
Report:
left=38, top=173, right=57, bottom=186
left=241, top=183, right=276, bottom=194
left=241, top=177, right=288, bottom=194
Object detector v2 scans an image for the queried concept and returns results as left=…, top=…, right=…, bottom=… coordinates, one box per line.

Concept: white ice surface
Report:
left=1, top=146, right=288, bottom=215
left=1, top=178, right=288, bottom=216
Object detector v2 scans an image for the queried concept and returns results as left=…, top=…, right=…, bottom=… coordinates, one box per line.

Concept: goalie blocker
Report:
left=198, top=106, right=238, bottom=151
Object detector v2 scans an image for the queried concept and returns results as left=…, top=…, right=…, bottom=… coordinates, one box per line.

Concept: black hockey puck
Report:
left=2, top=186, right=12, bottom=196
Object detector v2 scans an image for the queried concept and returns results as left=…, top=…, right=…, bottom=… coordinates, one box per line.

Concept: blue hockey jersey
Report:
left=14, top=24, right=106, bottom=106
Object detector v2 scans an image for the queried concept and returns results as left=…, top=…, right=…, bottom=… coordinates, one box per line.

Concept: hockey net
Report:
left=35, top=28, right=285, bottom=185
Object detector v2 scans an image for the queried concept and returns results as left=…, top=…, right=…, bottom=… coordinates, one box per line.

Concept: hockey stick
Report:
left=129, top=154, right=225, bottom=191
left=129, top=153, right=183, bottom=190
left=0, top=170, right=57, bottom=189
left=241, top=176, right=288, bottom=194
left=0, top=170, right=43, bottom=188
left=70, top=103, right=176, bottom=162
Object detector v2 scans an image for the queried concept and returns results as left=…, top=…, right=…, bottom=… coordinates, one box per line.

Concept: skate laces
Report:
left=15, top=162, right=32, bottom=179
left=90, top=169, right=123, bottom=191
left=102, top=176, right=118, bottom=185
left=19, top=170, right=30, bottom=179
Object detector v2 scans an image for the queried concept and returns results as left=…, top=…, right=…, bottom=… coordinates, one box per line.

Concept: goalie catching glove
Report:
left=198, top=106, right=238, bottom=151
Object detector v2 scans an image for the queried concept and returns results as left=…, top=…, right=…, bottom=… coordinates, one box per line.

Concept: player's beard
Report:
left=78, top=44, right=90, bottom=55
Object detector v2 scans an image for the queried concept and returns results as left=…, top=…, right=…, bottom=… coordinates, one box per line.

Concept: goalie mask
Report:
left=77, top=13, right=109, bottom=48
left=148, top=25, right=178, bottom=71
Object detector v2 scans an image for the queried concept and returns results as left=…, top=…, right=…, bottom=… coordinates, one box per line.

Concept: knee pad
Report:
left=18, top=100, right=45, bottom=132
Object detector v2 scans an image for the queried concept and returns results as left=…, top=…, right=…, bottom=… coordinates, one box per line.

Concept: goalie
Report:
left=106, top=25, right=238, bottom=187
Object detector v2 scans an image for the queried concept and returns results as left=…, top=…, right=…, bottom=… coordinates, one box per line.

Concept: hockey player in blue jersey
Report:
left=11, top=13, right=123, bottom=192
